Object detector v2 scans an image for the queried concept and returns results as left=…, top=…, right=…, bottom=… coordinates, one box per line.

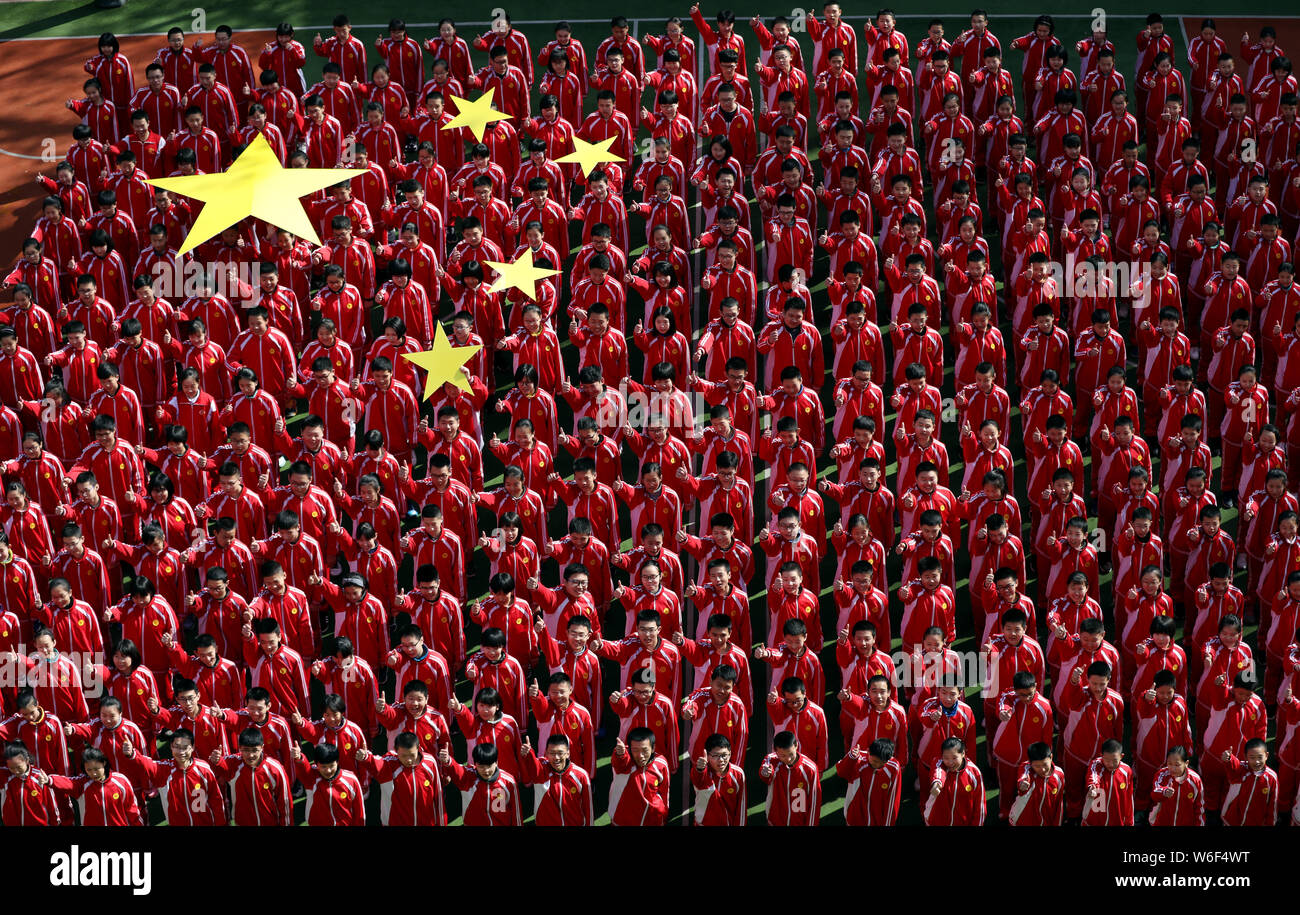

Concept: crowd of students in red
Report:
left=0, top=4, right=1299, bottom=827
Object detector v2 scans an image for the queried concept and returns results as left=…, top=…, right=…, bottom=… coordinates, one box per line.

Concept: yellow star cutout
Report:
left=147, top=134, right=366, bottom=255
left=484, top=247, right=560, bottom=301
left=556, top=135, right=621, bottom=177
left=443, top=87, right=512, bottom=144
left=402, top=322, right=482, bottom=400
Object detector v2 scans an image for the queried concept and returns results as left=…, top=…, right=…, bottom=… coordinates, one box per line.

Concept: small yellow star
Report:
left=147, top=134, right=365, bottom=255
left=556, top=135, right=622, bottom=177
left=443, top=87, right=512, bottom=144
left=402, top=322, right=482, bottom=400
left=484, top=248, right=560, bottom=301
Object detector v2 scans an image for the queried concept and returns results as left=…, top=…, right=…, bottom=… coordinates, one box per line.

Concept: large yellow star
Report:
left=402, top=322, right=482, bottom=400
left=443, top=87, right=512, bottom=144
left=484, top=247, right=560, bottom=301
left=556, top=135, right=621, bottom=177
left=147, top=134, right=366, bottom=255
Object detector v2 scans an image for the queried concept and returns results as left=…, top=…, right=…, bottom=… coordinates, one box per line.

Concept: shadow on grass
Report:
left=0, top=2, right=103, bottom=43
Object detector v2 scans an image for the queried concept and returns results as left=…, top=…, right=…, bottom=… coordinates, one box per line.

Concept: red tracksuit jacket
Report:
left=296, top=761, right=365, bottom=826
left=49, top=771, right=141, bottom=826
left=1082, top=759, right=1136, bottom=826
left=609, top=751, right=671, bottom=826
left=1220, top=758, right=1280, bottom=825
left=837, top=754, right=902, bottom=826
left=445, top=761, right=523, bottom=826
left=1009, top=763, right=1066, bottom=826
left=1149, top=767, right=1206, bottom=826
left=126, top=755, right=226, bottom=826
left=690, top=762, right=748, bottom=825
left=364, top=752, right=446, bottom=826
left=761, top=752, right=823, bottom=825
left=924, top=759, right=987, bottom=825
left=520, top=754, right=594, bottom=826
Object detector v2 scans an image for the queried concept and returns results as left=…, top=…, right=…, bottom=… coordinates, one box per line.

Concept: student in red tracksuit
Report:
left=1148, top=745, right=1206, bottom=826
left=990, top=672, right=1054, bottom=820
left=681, top=665, right=749, bottom=763
left=0, top=743, right=66, bottom=831
left=759, top=729, right=822, bottom=826
left=520, top=734, right=595, bottom=826
left=47, top=747, right=142, bottom=826
left=227, top=310, right=297, bottom=403
left=1135, top=306, right=1192, bottom=432
left=1082, top=739, right=1136, bottom=826
left=241, top=616, right=310, bottom=717
left=1132, top=666, right=1195, bottom=801
left=1061, top=660, right=1126, bottom=818
left=119, top=729, right=226, bottom=826
left=68, top=414, right=146, bottom=535
left=0, top=745, right=63, bottom=826
left=913, top=682, right=976, bottom=790
left=355, top=733, right=446, bottom=826
left=208, top=727, right=292, bottom=826
left=1220, top=738, right=1280, bottom=825
left=1202, top=673, right=1269, bottom=810
left=608, top=727, right=671, bottom=826
left=1278, top=687, right=1300, bottom=819
left=689, top=733, right=748, bottom=826
left=440, top=743, right=523, bottom=826
left=293, top=742, right=366, bottom=826
left=924, top=737, right=986, bottom=825
left=1009, top=742, right=1066, bottom=826
left=1221, top=365, right=1270, bottom=504
left=835, top=738, right=902, bottom=826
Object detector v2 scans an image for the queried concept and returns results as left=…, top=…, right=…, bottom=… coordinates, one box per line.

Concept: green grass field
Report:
left=1, top=0, right=1289, bottom=825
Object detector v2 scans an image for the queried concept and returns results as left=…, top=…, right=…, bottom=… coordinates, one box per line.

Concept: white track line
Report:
left=0, top=146, right=45, bottom=160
